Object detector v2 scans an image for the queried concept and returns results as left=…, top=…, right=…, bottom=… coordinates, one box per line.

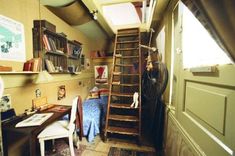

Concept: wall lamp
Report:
left=91, top=10, right=98, bottom=20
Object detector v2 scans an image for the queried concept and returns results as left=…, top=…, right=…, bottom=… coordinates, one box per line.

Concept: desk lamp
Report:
left=34, top=70, right=53, bottom=84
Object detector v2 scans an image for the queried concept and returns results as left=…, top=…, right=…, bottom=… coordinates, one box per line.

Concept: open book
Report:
left=15, top=113, right=53, bottom=128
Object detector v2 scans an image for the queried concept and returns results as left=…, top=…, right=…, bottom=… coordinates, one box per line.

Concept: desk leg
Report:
left=2, top=130, right=8, bottom=156
left=29, top=134, right=37, bottom=156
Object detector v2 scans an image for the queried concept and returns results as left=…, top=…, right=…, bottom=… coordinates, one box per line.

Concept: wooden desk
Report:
left=2, top=105, right=71, bottom=156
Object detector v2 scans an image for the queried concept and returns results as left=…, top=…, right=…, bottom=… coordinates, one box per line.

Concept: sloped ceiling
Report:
left=46, top=1, right=92, bottom=26
left=40, top=0, right=170, bottom=40
left=40, top=0, right=75, bottom=7
left=40, top=0, right=110, bottom=40
left=73, top=21, right=107, bottom=40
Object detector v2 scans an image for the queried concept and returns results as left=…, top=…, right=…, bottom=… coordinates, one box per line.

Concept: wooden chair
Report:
left=76, top=95, right=83, bottom=141
left=37, top=96, right=79, bottom=156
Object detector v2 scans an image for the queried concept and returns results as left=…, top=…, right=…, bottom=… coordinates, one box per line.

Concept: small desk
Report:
left=2, top=105, right=71, bottom=156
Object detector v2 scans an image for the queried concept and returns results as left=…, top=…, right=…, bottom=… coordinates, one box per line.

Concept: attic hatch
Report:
left=101, top=0, right=155, bottom=31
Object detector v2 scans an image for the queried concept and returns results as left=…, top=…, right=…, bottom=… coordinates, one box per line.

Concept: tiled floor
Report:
left=78, top=135, right=156, bottom=156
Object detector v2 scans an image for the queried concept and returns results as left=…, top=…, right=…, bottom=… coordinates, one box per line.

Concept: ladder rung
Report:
left=115, top=55, right=139, bottom=59
left=113, top=73, right=139, bottom=76
left=116, top=48, right=138, bottom=51
left=109, top=115, right=139, bottom=122
left=107, top=126, right=139, bottom=136
left=112, top=83, right=139, bottom=87
left=111, top=92, right=133, bottom=97
left=105, top=27, right=141, bottom=141
left=113, top=72, right=121, bottom=75
left=110, top=103, right=138, bottom=109
left=116, top=40, right=139, bottom=44
left=117, top=28, right=139, bottom=32
left=117, top=33, right=139, bottom=37
left=116, top=64, right=133, bottom=67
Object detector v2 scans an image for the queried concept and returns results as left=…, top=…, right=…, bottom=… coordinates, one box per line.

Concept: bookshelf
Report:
left=32, top=20, right=82, bottom=73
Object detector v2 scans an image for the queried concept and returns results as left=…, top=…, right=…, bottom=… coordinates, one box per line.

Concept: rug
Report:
left=108, top=147, right=156, bottom=156
left=46, top=139, right=86, bottom=156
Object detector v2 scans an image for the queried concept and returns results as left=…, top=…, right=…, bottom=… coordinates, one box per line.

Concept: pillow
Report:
left=99, top=88, right=109, bottom=96
left=86, top=86, right=100, bottom=100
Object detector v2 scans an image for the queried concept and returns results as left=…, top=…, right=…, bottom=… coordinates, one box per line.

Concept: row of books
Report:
left=67, top=43, right=82, bottom=58
left=23, top=58, right=41, bottom=72
left=42, top=34, right=64, bottom=54
left=45, top=59, right=56, bottom=72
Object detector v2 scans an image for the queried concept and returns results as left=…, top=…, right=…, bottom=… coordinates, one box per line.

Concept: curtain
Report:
left=182, top=0, right=235, bottom=62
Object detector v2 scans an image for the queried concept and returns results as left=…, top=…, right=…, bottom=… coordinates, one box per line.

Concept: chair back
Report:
left=68, top=96, right=78, bottom=133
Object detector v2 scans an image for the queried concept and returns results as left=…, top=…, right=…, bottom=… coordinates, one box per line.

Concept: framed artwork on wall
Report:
left=58, top=85, right=66, bottom=100
left=0, top=15, right=26, bottom=62
left=0, top=94, right=11, bottom=112
left=94, top=65, right=108, bottom=85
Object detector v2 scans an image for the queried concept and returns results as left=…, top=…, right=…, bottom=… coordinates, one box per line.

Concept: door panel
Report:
left=173, top=2, right=235, bottom=156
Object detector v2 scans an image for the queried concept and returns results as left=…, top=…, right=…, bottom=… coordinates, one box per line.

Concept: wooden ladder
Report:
left=104, top=28, right=141, bottom=143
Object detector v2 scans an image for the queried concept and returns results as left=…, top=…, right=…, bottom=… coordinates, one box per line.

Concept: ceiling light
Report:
left=91, top=10, right=98, bottom=20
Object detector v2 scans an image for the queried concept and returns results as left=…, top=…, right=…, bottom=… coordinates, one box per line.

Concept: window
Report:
left=182, top=4, right=232, bottom=68
left=103, top=3, right=141, bottom=26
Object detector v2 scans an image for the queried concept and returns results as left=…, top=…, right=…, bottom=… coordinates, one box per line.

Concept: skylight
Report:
left=103, top=3, right=141, bottom=26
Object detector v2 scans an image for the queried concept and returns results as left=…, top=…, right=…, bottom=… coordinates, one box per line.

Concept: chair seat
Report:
left=37, top=96, right=80, bottom=156
left=38, top=120, right=69, bottom=139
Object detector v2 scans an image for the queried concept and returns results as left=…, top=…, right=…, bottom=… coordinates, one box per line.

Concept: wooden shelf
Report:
left=0, top=71, right=39, bottom=75
left=45, top=51, right=66, bottom=56
left=33, top=21, right=82, bottom=73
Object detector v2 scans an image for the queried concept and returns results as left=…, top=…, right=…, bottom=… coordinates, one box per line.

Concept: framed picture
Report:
left=0, top=94, right=11, bottom=112
left=0, top=15, right=26, bottom=62
left=58, top=85, right=66, bottom=100
left=94, top=65, right=108, bottom=85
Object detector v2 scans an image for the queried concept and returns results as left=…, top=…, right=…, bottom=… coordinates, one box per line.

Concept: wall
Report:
left=0, top=0, right=106, bottom=114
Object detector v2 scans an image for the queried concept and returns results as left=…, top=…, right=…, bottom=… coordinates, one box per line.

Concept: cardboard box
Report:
left=0, top=66, right=12, bottom=71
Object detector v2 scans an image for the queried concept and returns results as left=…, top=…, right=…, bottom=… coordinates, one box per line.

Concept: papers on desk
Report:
left=15, top=113, right=53, bottom=128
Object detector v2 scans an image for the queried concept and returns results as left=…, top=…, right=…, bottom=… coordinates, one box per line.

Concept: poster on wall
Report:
left=0, top=15, right=26, bottom=62
left=94, top=65, right=108, bottom=85
left=58, top=85, right=66, bottom=100
left=0, top=94, right=11, bottom=112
